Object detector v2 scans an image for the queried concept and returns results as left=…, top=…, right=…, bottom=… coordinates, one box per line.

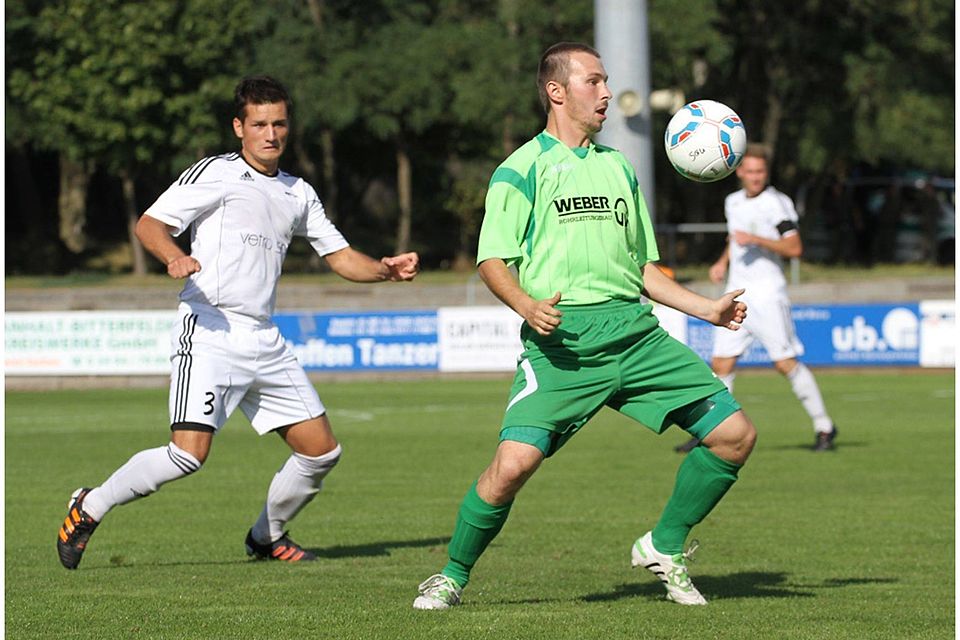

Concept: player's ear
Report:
left=232, top=117, right=244, bottom=139
left=546, top=80, right=565, bottom=107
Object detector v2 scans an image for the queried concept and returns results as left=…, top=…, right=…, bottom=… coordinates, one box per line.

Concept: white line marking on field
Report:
left=333, top=410, right=376, bottom=422
left=330, top=402, right=496, bottom=423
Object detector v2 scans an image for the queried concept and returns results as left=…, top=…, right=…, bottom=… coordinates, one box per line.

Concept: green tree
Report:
left=8, top=0, right=261, bottom=274
left=845, top=0, right=954, bottom=172
left=706, top=0, right=954, bottom=178
left=6, top=0, right=62, bottom=270
left=646, top=0, right=953, bottom=261
left=333, top=11, right=458, bottom=254
left=5, top=1, right=953, bottom=274
left=440, top=0, right=594, bottom=265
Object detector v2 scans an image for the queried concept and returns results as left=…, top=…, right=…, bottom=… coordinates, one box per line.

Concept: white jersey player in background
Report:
left=676, top=144, right=837, bottom=454
left=57, top=75, right=420, bottom=569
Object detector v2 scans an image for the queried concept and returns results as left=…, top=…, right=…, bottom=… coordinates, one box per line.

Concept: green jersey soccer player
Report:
left=413, top=42, right=757, bottom=608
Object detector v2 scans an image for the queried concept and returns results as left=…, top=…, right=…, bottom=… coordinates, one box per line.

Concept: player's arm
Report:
left=134, top=215, right=201, bottom=279
left=733, top=226, right=803, bottom=258
left=478, top=258, right=562, bottom=336
left=642, top=262, right=746, bottom=331
left=324, top=246, right=419, bottom=282
left=709, top=244, right=730, bottom=283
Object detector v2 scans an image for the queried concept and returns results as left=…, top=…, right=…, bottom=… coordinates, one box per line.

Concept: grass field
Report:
left=5, top=370, right=955, bottom=639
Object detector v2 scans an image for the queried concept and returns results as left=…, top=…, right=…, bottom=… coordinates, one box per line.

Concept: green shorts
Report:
left=498, top=299, right=738, bottom=457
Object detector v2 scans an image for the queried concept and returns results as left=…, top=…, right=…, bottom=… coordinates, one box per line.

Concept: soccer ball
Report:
left=664, top=100, right=746, bottom=183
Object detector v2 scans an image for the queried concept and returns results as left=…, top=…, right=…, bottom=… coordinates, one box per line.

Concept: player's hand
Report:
left=381, top=252, right=419, bottom=281
left=167, top=256, right=201, bottom=279
left=711, top=288, right=747, bottom=330
left=524, top=292, right=563, bottom=336
left=708, top=261, right=727, bottom=284
left=733, top=230, right=756, bottom=247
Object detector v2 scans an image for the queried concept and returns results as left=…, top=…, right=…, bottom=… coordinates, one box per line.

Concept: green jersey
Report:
left=476, top=131, right=659, bottom=305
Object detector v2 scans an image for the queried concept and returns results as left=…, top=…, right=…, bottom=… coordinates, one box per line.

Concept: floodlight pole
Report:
left=594, top=0, right=655, bottom=222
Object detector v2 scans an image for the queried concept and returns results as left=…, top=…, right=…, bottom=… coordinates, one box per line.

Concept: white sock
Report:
left=787, top=363, right=834, bottom=433
left=718, top=372, right=735, bottom=393
left=251, top=444, right=342, bottom=544
left=82, top=442, right=202, bottom=521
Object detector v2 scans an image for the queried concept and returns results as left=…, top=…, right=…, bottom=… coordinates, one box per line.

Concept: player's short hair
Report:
left=743, top=143, right=771, bottom=164
left=234, top=75, right=292, bottom=121
left=537, top=42, right=602, bottom=114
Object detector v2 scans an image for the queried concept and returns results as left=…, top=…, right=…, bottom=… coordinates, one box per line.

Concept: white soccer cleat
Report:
left=631, top=531, right=707, bottom=605
left=413, top=573, right=463, bottom=610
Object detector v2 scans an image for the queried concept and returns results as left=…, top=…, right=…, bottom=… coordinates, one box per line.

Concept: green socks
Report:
left=652, top=446, right=741, bottom=555
left=438, top=447, right=738, bottom=586
left=441, top=481, right=513, bottom=588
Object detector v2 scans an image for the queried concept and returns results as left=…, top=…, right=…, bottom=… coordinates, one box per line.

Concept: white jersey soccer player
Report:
left=698, top=146, right=837, bottom=452
left=150, top=151, right=349, bottom=325
left=146, top=152, right=348, bottom=433
left=723, top=186, right=797, bottom=294
left=57, top=75, right=419, bottom=570
left=711, top=185, right=805, bottom=364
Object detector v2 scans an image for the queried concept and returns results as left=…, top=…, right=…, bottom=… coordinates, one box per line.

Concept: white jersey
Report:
left=145, top=153, right=348, bottom=324
left=723, top=186, right=799, bottom=293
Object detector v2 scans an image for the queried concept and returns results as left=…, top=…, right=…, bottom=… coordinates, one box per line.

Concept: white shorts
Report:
left=711, top=291, right=804, bottom=362
left=168, top=307, right=324, bottom=435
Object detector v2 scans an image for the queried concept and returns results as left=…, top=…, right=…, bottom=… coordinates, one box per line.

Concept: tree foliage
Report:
left=8, top=0, right=260, bottom=171
left=4, top=0, right=954, bottom=274
left=7, top=0, right=263, bottom=272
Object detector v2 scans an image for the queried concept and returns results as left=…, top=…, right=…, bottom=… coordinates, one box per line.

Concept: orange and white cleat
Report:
left=57, top=488, right=100, bottom=570
left=244, top=529, right=316, bottom=562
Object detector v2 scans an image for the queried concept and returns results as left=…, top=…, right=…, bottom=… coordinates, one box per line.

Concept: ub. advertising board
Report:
left=683, top=302, right=952, bottom=367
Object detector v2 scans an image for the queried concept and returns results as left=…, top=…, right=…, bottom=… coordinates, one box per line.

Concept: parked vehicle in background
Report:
left=932, top=178, right=955, bottom=265
left=802, top=174, right=955, bottom=266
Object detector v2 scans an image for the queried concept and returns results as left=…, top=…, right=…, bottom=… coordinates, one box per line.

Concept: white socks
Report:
left=82, top=442, right=202, bottom=521
left=79, top=441, right=343, bottom=542
left=787, top=363, right=834, bottom=433
left=718, top=373, right=735, bottom=393
left=251, top=444, right=342, bottom=544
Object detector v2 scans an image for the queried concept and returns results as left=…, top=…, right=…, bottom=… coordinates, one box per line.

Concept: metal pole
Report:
left=594, top=0, right=654, bottom=222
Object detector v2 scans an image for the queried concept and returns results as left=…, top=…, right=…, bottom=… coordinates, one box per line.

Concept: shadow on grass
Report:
left=309, top=536, right=450, bottom=559
left=81, top=536, right=450, bottom=569
left=578, top=571, right=897, bottom=603
left=763, top=441, right=868, bottom=452
left=83, top=557, right=250, bottom=570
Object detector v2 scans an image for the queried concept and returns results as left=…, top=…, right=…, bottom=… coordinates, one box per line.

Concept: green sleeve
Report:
left=636, top=188, right=660, bottom=264
left=476, top=166, right=536, bottom=266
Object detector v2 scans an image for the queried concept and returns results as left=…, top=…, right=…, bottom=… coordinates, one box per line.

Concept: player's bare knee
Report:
left=711, top=357, right=736, bottom=376
left=774, top=358, right=798, bottom=376
left=479, top=475, right=525, bottom=505
left=480, top=455, right=540, bottom=503
left=737, top=417, right=758, bottom=458
left=704, top=413, right=756, bottom=464
left=170, top=423, right=214, bottom=464
left=279, top=415, right=338, bottom=457
left=495, top=460, right=530, bottom=488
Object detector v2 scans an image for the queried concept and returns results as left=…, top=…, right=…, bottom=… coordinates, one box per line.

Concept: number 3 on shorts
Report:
left=203, top=391, right=215, bottom=416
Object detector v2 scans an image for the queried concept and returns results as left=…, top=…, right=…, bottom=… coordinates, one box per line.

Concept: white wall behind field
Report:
left=4, top=274, right=954, bottom=313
